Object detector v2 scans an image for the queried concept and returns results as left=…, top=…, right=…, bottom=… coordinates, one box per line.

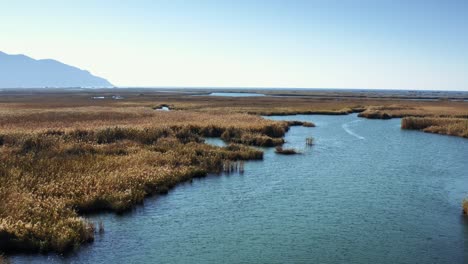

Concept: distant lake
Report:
left=12, top=114, right=468, bottom=264
left=205, top=92, right=266, bottom=97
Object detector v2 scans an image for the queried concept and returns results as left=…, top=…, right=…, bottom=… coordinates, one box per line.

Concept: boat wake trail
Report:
left=342, top=120, right=365, bottom=140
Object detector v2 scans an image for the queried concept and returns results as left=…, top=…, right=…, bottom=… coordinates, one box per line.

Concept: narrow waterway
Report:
left=12, top=114, right=468, bottom=264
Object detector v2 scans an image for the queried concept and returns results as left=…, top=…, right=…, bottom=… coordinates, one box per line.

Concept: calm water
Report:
left=12, top=114, right=468, bottom=263
left=155, top=106, right=170, bottom=111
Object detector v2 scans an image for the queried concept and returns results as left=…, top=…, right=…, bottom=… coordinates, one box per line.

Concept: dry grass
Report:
left=401, top=117, right=468, bottom=138
left=143, top=94, right=467, bottom=119
left=302, top=122, right=315, bottom=127
left=1, top=89, right=466, bottom=120
left=358, top=104, right=468, bottom=119
left=275, top=146, right=300, bottom=155
left=0, top=106, right=291, bottom=253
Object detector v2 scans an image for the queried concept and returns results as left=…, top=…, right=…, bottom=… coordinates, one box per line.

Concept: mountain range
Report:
left=0, top=51, right=113, bottom=88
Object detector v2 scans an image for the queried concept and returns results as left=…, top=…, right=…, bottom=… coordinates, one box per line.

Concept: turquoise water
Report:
left=11, top=114, right=468, bottom=263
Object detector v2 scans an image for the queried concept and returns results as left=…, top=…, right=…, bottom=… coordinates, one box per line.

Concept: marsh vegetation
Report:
left=0, top=89, right=467, bottom=255
left=0, top=106, right=292, bottom=253
left=274, top=146, right=300, bottom=155
left=401, top=117, right=468, bottom=138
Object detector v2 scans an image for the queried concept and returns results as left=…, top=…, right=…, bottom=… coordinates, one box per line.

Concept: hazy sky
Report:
left=1, top=0, right=468, bottom=90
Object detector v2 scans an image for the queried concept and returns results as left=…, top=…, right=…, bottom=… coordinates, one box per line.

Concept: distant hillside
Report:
left=0, top=51, right=113, bottom=88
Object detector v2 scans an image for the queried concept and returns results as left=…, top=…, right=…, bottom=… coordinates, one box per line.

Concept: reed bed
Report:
left=275, top=146, right=300, bottom=155
left=302, top=122, right=315, bottom=127
left=358, top=104, right=468, bottom=119
left=286, top=121, right=316, bottom=127
left=0, top=109, right=289, bottom=254
left=401, top=117, right=468, bottom=138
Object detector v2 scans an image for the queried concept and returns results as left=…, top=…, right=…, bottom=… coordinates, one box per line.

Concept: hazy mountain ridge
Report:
left=0, top=51, right=113, bottom=88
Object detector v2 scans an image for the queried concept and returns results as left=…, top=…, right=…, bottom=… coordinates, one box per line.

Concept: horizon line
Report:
left=113, top=86, right=468, bottom=92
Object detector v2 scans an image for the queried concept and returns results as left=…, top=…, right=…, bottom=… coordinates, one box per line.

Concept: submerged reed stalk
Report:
left=222, top=160, right=245, bottom=174
left=463, top=199, right=468, bottom=215
left=98, top=221, right=105, bottom=234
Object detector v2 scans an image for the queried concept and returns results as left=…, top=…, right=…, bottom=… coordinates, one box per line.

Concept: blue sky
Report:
left=1, top=0, right=467, bottom=90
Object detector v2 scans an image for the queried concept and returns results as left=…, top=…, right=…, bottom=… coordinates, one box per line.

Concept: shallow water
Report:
left=11, top=114, right=468, bottom=264
left=155, top=106, right=170, bottom=111
left=204, top=137, right=227, bottom=147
